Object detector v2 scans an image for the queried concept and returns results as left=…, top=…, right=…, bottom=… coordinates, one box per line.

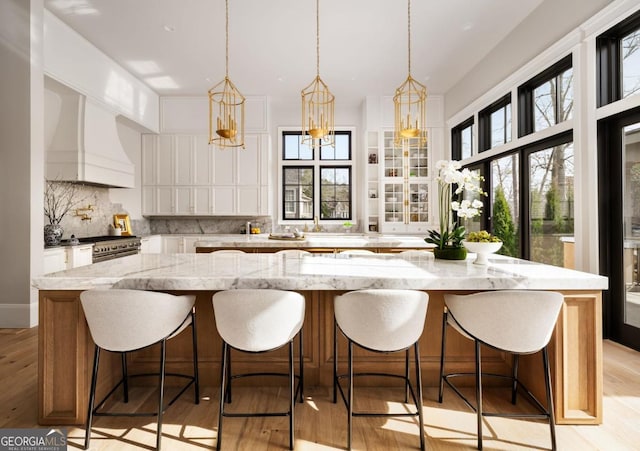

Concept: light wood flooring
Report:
left=1, top=327, right=639, bottom=450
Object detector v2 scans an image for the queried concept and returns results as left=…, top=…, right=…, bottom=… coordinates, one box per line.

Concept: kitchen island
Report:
left=33, top=252, right=607, bottom=426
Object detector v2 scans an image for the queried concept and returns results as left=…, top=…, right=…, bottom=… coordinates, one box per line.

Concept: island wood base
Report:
left=38, top=289, right=602, bottom=426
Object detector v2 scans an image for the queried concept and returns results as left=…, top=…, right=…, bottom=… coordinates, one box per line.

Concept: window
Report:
left=281, top=130, right=353, bottom=222
left=597, top=10, right=640, bottom=106
left=452, top=117, right=474, bottom=160
left=478, top=94, right=511, bottom=151
left=490, top=153, right=520, bottom=257
left=518, top=54, right=573, bottom=137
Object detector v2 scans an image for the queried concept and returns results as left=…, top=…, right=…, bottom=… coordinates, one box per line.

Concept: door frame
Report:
left=598, top=105, right=640, bottom=350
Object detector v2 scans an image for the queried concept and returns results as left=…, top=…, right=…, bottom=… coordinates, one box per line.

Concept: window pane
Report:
left=282, top=167, right=313, bottom=219
left=284, top=134, right=312, bottom=160
left=559, top=68, right=573, bottom=122
left=320, top=167, right=351, bottom=219
left=622, top=29, right=640, bottom=98
left=491, top=107, right=506, bottom=147
left=321, top=133, right=350, bottom=160
left=460, top=168, right=484, bottom=233
left=461, top=126, right=472, bottom=159
left=534, top=79, right=556, bottom=132
left=529, top=142, right=574, bottom=266
left=491, top=154, right=520, bottom=257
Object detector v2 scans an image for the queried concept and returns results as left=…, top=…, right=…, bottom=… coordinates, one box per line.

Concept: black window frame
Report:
left=280, top=130, right=353, bottom=222
left=451, top=117, right=474, bottom=160
left=478, top=93, right=512, bottom=152
left=518, top=54, right=573, bottom=137
left=282, top=166, right=315, bottom=221
left=319, top=165, right=352, bottom=221
left=596, top=9, right=640, bottom=107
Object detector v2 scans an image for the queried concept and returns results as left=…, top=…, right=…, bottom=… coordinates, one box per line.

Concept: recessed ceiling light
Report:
left=163, top=24, right=175, bottom=32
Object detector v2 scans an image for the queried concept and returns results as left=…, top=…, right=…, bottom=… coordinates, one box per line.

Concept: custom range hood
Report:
left=45, top=78, right=135, bottom=188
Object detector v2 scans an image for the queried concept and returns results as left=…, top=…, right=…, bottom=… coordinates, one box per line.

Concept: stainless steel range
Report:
left=77, top=236, right=142, bottom=263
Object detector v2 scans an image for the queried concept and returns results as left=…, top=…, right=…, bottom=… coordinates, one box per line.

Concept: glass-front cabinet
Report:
left=380, top=131, right=429, bottom=233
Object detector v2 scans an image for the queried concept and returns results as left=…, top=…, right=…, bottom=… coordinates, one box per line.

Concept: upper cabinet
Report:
left=142, top=133, right=271, bottom=216
left=142, top=95, right=271, bottom=217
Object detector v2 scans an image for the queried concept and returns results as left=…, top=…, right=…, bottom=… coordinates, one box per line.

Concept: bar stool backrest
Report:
left=212, top=289, right=305, bottom=352
left=335, top=289, right=429, bottom=352
left=80, top=289, right=195, bottom=352
left=445, top=290, right=564, bottom=354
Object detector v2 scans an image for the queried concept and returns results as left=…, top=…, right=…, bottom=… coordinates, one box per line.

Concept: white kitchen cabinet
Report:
left=377, top=131, right=431, bottom=234
left=162, top=236, right=184, bottom=253
left=43, top=248, right=67, bottom=274
left=140, top=235, right=162, bottom=253
left=142, top=133, right=269, bottom=216
left=67, top=244, right=93, bottom=268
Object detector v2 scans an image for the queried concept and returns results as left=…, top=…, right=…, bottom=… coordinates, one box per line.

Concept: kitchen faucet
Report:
left=313, top=216, right=322, bottom=232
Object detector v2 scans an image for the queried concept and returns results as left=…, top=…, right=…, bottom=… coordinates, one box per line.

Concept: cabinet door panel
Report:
left=214, top=148, right=235, bottom=185
left=156, top=186, right=174, bottom=215
left=194, top=186, right=212, bottom=214
left=213, top=187, right=235, bottom=214
left=238, top=135, right=260, bottom=186
left=175, top=187, right=192, bottom=215
left=237, top=187, right=260, bottom=215
left=175, top=136, right=194, bottom=185
left=142, top=186, right=156, bottom=215
left=157, top=135, right=174, bottom=185
left=141, top=135, right=157, bottom=185
left=194, top=135, right=213, bottom=185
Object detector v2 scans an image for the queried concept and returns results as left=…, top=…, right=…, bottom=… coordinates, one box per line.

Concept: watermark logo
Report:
left=0, top=428, right=66, bottom=451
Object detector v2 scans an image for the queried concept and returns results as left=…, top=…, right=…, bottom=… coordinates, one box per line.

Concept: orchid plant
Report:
left=426, top=160, right=486, bottom=250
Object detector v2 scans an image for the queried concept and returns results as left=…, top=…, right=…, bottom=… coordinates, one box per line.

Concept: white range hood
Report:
left=45, top=80, right=135, bottom=188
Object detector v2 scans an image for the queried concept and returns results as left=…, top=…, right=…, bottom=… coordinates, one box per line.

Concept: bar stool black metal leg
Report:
left=333, top=318, right=338, bottom=403
left=511, top=354, right=519, bottom=404
left=225, top=346, right=232, bottom=404
left=156, top=340, right=167, bottom=451
left=299, top=327, right=304, bottom=403
left=217, top=341, right=228, bottom=451
left=289, top=341, right=295, bottom=450
left=543, top=347, right=557, bottom=451
left=404, top=348, right=410, bottom=403
left=438, top=309, right=448, bottom=403
left=475, top=340, right=483, bottom=450
left=191, top=309, right=200, bottom=404
left=347, top=340, right=353, bottom=451
left=84, top=346, right=100, bottom=450
left=121, top=352, right=129, bottom=403
left=414, top=342, right=425, bottom=451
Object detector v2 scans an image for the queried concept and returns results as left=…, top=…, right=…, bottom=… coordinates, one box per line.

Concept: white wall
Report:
left=110, top=118, right=143, bottom=220
left=0, top=0, right=44, bottom=327
left=445, top=0, right=613, bottom=119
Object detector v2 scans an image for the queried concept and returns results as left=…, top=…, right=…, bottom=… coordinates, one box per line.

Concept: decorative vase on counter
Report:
left=433, top=246, right=467, bottom=260
left=44, top=224, right=64, bottom=247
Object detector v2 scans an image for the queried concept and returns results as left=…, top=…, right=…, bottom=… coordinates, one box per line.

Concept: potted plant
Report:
left=463, top=230, right=503, bottom=265
left=425, top=160, right=485, bottom=260
left=43, top=180, right=83, bottom=246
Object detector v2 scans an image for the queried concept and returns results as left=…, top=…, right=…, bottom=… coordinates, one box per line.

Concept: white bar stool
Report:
left=333, top=289, right=429, bottom=450
left=438, top=290, right=564, bottom=450
left=212, top=289, right=305, bottom=450
left=80, top=289, right=199, bottom=450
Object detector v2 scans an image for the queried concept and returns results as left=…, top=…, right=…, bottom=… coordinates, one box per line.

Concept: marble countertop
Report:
left=32, top=252, right=608, bottom=291
left=193, top=233, right=433, bottom=249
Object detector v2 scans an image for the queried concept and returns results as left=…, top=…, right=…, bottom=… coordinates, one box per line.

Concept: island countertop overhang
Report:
left=32, top=252, right=608, bottom=291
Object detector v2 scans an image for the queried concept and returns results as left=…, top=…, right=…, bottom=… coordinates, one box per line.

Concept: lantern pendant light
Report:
left=394, top=0, right=427, bottom=146
left=301, top=0, right=335, bottom=148
left=208, top=0, right=245, bottom=149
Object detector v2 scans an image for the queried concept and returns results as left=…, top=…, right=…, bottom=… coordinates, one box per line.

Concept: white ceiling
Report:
left=44, top=0, right=545, bottom=106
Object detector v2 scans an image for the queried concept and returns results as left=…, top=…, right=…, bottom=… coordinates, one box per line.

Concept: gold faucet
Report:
left=313, top=216, right=322, bottom=232
left=75, top=204, right=94, bottom=222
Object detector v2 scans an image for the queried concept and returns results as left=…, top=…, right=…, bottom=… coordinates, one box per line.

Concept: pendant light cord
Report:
left=407, top=0, right=411, bottom=76
left=225, top=0, right=229, bottom=78
left=316, top=0, right=320, bottom=77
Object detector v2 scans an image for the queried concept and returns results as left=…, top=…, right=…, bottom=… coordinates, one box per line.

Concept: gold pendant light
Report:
left=301, top=0, right=335, bottom=148
left=208, top=0, right=245, bottom=149
left=394, top=0, right=427, bottom=146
